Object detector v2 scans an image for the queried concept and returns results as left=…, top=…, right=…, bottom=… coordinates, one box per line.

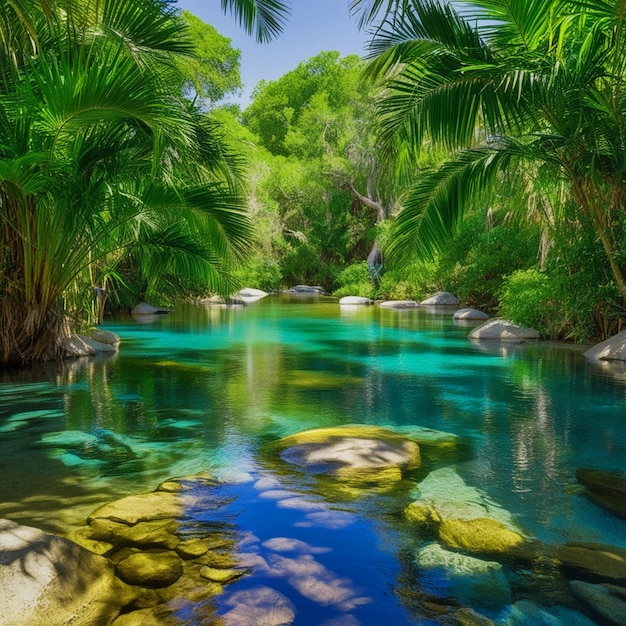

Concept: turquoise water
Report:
left=1, top=295, right=625, bottom=624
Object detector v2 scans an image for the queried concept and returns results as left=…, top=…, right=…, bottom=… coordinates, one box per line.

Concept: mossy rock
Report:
left=404, top=501, right=441, bottom=531
left=87, top=518, right=179, bottom=550
left=87, top=491, right=183, bottom=526
left=175, top=539, right=211, bottom=559
left=115, top=551, right=183, bottom=588
left=272, top=424, right=421, bottom=479
left=199, top=566, right=246, bottom=583
left=438, top=518, right=525, bottom=556
left=555, top=542, right=626, bottom=584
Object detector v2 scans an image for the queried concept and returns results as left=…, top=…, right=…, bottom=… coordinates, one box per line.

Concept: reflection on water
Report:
left=1, top=295, right=625, bottom=624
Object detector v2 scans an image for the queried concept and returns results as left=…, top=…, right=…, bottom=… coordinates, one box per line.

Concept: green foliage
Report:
left=178, top=11, right=242, bottom=106
left=362, top=0, right=626, bottom=312
left=332, top=262, right=376, bottom=298
left=233, top=257, right=283, bottom=292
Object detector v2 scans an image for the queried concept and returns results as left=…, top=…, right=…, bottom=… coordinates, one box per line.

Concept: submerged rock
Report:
left=569, top=580, right=626, bottom=625
left=554, top=542, right=626, bottom=584
left=87, top=491, right=184, bottom=526
left=115, top=551, right=183, bottom=587
left=576, top=467, right=626, bottom=519
left=415, top=543, right=512, bottom=609
left=274, top=424, right=420, bottom=475
left=438, top=518, right=525, bottom=557
left=498, top=599, right=598, bottom=626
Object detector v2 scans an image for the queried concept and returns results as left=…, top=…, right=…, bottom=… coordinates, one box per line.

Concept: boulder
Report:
left=86, top=518, right=179, bottom=550
left=554, top=542, right=626, bottom=584
left=236, top=288, right=269, bottom=303
left=339, top=296, right=374, bottom=305
left=421, top=291, right=459, bottom=305
left=274, top=425, right=421, bottom=475
left=584, top=329, right=626, bottom=362
left=415, top=543, right=512, bottom=609
left=284, top=285, right=325, bottom=294
left=0, top=518, right=135, bottom=626
left=468, top=319, right=540, bottom=341
left=115, top=551, right=183, bottom=588
left=61, top=334, right=97, bottom=357
left=453, top=308, right=489, bottom=321
left=577, top=467, right=626, bottom=519
left=378, top=300, right=420, bottom=309
left=437, top=517, right=525, bottom=556
left=131, top=302, right=172, bottom=316
left=90, top=330, right=121, bottom=345
left=569, top=580, right=626, bottom=625
left=87, top=491, right=184, bottom=526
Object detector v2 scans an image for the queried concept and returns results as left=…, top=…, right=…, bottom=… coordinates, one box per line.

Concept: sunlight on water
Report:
left=1, top=295, right=625, bottom=624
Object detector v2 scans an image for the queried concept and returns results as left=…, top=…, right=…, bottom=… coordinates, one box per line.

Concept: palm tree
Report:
left=0, top=0, right=289, bottom=363
left=352, top=0, right=626, bottom=304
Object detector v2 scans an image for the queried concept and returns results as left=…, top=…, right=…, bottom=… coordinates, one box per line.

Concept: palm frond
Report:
left=220, top=0, right=290, bottom=43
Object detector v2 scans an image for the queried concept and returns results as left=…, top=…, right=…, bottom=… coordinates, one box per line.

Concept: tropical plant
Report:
left=0, top=0, right=289, bottom=363
left=352, top=0, right=626, bottom=309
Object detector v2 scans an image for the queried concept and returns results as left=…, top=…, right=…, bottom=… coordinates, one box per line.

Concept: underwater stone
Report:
left=88, top=518, right=179, bottom=550
left=555, top=542, right=626, bottom=584
left=569, top=580, right=626, bottom=626
left=415, top=543, right=512, bottom=609
left=275, top=425, right=421, bottom=477
left=87, top=491, right=183, bottom=526
left=438, top=518, right=525, bottom=556
left=199, top=566, right=245, bottom=583
left=175, top=539, right=210, bottom=559
left=115, top=551, right=183, bottom=588
left=498, top=599, right=598, bottom=626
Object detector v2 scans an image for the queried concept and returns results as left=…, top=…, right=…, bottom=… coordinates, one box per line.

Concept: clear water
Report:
left=1, top=295, right=625, bottom=624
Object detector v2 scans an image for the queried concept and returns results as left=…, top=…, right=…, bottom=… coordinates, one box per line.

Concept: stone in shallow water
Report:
left=87, top=491, right=183, bottom=525
left=438, top=517, right=525, bottom=557
left=199, top=565, right=245, bottom=583
left=220, top=585, right=296, bottom=626
left=87, top=517, right=179, bottom=550
left=497, top=599, right=598, bottom=626
left=468, top=319, right=540, bottom=340
left=275, top=425, right=420, bottom=475
left=576, top=467, right=626, bottom=519
left=568, top=581, right=626, bottom=626
left=415, top=542, right=511, bottom=609
left=0, top=518, right=135, bottom=625
left=115, top=551, right=183, bottom=587
left=554, top=542, right=626, bottom=584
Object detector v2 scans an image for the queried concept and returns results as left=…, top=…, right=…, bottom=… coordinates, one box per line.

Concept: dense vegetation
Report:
left=2, top=0, right=625, bottom=365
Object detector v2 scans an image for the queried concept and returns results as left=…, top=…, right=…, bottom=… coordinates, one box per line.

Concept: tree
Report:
left=353, top=0, right=626, bottom=305
left=0, top=0, right=289, bottom=363
left=243, top=51, right=399, bottom=286
left=176, top=10, right=242, bottom=106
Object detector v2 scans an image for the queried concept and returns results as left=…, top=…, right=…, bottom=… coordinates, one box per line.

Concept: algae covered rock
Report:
left=438, top=518, right=525, bottom=556
left=554, top=542, right=626, bottom=584
left=87, top=491, right=184, bottom=525
left=576, top=467, right=626, bottom=519
left=274, top=424, right=420, bottom=473
left=115, top=551, right=184, bottom=587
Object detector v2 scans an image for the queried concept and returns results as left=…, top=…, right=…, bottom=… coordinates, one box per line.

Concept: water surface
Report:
left=1, top=295, right=625, bottom=624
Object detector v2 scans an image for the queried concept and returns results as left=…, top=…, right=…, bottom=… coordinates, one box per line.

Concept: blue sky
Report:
left=176, top=0, right=371, bottom=106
